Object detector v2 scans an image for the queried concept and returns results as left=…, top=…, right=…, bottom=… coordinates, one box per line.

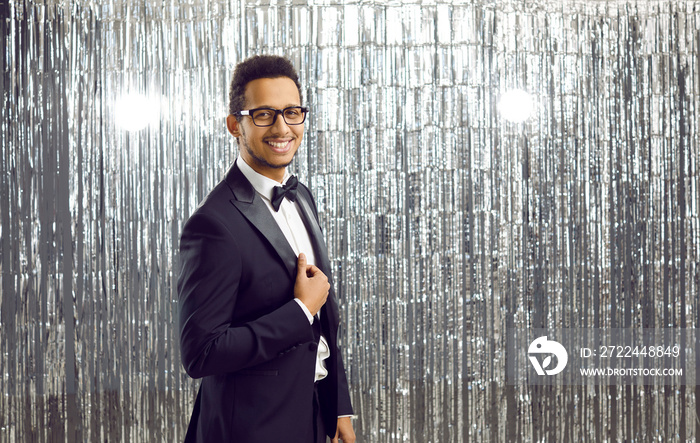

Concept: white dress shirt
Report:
left=236, top=157, right=330, bottom=382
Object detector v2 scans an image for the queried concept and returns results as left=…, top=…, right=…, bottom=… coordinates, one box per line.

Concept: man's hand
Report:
left=294, top=253, right=329, bottom=316
left=332, top=416, right=355, bottom=443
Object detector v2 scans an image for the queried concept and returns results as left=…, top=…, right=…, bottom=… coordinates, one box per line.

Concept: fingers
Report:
left=294, top=253, right=330, bottom=316
left=332, top=421, right=340, bottom=443
left=297, top=253, right=307, bottom=278
left=298, top=253, right=323, bottom=278
left=305, top=264, right=323, bottom=278
left=336, top=417, right=356, bottom=443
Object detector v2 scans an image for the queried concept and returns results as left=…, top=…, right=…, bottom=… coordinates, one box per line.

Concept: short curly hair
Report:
left=228, top=55, right=303, bottom=117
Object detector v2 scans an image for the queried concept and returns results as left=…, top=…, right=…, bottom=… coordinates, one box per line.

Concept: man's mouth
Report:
left=266, top=139, right=293, bottom=152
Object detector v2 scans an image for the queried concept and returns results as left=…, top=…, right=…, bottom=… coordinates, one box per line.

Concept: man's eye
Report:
left=255, top=111, right=273, bottom=119
left=284, top=109, right=301, bottom=117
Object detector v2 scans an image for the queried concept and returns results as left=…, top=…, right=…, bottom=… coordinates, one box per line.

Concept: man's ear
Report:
left=226, top=115, right=241, bottom=137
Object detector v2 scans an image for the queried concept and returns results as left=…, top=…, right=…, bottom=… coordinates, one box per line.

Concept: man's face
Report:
left=226, top=77, right=304, bottom=182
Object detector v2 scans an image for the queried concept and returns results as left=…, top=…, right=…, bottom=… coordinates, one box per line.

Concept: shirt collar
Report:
left=236, top=156, right=291, bottom=202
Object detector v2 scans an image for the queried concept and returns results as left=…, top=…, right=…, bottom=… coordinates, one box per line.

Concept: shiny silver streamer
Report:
left=1, top=0, right=699, bottom=441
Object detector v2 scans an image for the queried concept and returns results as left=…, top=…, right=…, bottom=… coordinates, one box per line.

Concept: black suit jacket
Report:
left=178, top=163, right=353, bottom=442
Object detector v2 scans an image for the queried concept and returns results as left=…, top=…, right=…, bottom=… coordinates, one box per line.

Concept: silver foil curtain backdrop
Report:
left=1, top=0, right=699, bottom=441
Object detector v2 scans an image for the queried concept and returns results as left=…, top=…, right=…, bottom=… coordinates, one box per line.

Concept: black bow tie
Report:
left=271, top=175, right=298, bottom=211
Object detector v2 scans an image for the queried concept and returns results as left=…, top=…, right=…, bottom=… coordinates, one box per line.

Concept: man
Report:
left=177, top=55, right=355, bottom=442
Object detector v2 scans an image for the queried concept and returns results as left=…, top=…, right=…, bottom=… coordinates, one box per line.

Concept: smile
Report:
left=266, top=140, right=293, bottom=152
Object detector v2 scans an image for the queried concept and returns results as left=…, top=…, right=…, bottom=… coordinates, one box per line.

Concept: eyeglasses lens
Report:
left=251, top=107, right=306, bottom=126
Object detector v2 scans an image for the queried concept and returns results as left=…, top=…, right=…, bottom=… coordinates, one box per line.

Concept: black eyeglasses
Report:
left=235, top=106, right=309, bottom=127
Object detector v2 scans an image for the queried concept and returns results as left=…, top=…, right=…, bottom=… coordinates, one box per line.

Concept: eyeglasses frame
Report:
left=234, top=106, right=309, bottom=127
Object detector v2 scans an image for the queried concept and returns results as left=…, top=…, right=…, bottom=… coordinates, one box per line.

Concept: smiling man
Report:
left=178, top=55, right=355, bottom=442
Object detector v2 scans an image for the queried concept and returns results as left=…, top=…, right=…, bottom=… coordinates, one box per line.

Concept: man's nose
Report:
left=268, top=112, right=291, bottom=132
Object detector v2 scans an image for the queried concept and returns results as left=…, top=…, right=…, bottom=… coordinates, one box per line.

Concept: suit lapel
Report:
left=297, top=188, right=342, bottom=409
left=225, top=163, right=298, bottom=279
left=295, top=190, right=334, bottom=287
left=226, top=164, right=340, bottom=329
left=296, top=188, right=341, bottom=327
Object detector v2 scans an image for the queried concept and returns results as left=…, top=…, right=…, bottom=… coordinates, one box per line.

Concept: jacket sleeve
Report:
left=177, top=211, right=315, bottom=379
left=335, top=340, right=354, bottom=416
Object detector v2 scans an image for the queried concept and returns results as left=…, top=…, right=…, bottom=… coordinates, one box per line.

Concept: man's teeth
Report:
left=268, top=141, right=289, bottom=149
